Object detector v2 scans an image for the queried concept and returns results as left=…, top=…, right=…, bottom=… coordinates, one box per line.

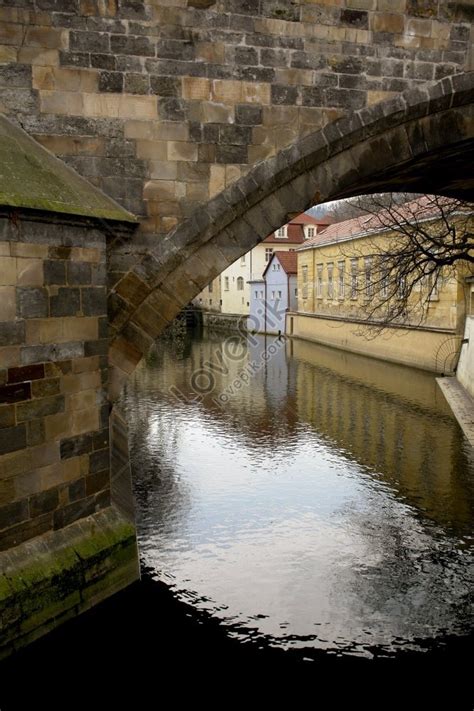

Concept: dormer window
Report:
left=306, top=226, right=315, bottom=239
left=276, top=225, right=287, bottom=238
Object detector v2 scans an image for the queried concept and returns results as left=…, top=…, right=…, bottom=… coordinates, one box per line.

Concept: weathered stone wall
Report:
left=202, top=310, right=247, bottom=332
left=0, top=213, right=111, bottom=550
left=0, top=0, right=472, bottom=282
left=0, top=506, right=138, bottom=659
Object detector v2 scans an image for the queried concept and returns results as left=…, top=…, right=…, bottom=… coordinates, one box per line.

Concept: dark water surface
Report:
left=124, top=331, right=474, bottom=658
left=1, top=330, right=473, bottom=707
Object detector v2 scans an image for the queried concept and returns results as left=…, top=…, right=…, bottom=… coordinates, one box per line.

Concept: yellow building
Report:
left=291, top=198, right=472, bottom=373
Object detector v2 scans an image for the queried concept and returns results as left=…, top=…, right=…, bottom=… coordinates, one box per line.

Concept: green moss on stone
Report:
left=0, top=115, right=137, bottom=223
left=72, top=519, right=135, bottom=562
left=0, top=508, right=139, bottom=658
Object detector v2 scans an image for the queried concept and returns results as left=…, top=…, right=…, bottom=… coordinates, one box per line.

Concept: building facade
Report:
left=249, top=252, right=298, bottom=335
left=290, top=200, right=472, bottom=373
left=195, top=214, right=330, bottom=317
left=195, top=274, right=221, bottom=313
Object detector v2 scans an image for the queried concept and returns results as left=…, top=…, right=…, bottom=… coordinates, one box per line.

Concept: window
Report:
left=265, top=248, right=273, bottom=262
left=426, top=273, right=439, bottom=300
left=224, top=276, right=229, bottom=291
left=209, top=299, right=212, bottom=306
left=237, top=277, right=244, bottom=291
left=350, top=259, right=358, bottom=299
left=254, top=290, right=258, bottom=299
left=241, top=254, right=246, bottom=265
left=381, top=268, right=389, bottom=298
left=327, top=263, right=334, bottom=299
left=294, top=288, right=297, bottom=296
left=278, top=291, right=282, bottom=299
left=276, top=226, right=287, bottom=238
left=364, top=257, right=373, bottom=298
left=338, top=260, right=345, bottom=299
left=351, top=259, right=359, bottom=299
left=208, top=281, right=213, bottom=293
left=397, top=275, right=407, bottom=300
left=272, top=291, right=275, bottom=299
left=302, top=265, right=308, bottom=299
left=316, top=264, right=323, bottom=298
left=307, top=226, right=315, bottom=239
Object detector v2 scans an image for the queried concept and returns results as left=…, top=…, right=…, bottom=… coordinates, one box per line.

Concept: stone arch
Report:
left=108, top=72, right=474, bottom=398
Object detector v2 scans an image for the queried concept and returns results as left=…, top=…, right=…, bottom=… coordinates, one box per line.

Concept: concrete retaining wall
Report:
left=456, top=316, right=474, bottom=398
left=289, top=312, right=460, bottom=373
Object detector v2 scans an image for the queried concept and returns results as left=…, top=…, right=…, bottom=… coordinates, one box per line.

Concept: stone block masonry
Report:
left=0, top=214, right=111, bottom=552
left=0, top=0, right=472, bottom=658
left=0, top=210, right=140, bottom=657
left=0, top=0, right=471, bottom=285
left=0, top=506, right=139, bottom=659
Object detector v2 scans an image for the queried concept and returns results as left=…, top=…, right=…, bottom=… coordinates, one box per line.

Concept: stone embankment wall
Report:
left=203, top=311, right=247, bottom=333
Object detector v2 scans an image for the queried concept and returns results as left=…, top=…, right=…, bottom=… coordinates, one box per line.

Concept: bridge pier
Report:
left=0, top=116, right=140, bottom=657
left=0, top=507, right=138, bottom=660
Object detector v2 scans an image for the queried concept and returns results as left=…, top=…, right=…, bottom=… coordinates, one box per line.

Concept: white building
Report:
left=195, top=213, right=331, bottom=316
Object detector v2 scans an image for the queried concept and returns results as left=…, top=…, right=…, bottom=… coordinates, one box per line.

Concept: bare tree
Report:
left=326, top=193, right=473, bottom=331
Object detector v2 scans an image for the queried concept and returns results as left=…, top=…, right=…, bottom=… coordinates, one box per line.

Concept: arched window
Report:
left=237, top=277, right=244, bottom=291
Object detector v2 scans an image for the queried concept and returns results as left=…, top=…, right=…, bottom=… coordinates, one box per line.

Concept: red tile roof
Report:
left=263, top=212, right=331, bottom=244
left=291, top=213, right=333, bottom=225
left=276, top=251, right=298, bottom=274
left=297, top=195, right=461, bottom=251
left=263, top=250, right=298, bottom=277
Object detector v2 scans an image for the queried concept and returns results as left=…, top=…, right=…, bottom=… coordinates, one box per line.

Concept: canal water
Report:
left=1, top=328, right=473, bottom=707
left=122, top=329, right=474, bottom=659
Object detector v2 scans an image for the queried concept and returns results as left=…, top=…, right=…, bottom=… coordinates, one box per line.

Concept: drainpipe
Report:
left=264, top=275, right=267, bottom=334
left=287, top=273, right=290, bottom=334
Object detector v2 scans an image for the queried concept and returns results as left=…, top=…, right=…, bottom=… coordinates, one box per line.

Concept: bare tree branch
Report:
left=318, top=193, right=473, bottom=336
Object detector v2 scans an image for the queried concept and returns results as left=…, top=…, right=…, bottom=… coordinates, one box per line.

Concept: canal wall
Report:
left=456, top=316, right=474, bottom=398
left=202, top=311, right=247, bottom=334
left=288, top=312, right=460, bottom=374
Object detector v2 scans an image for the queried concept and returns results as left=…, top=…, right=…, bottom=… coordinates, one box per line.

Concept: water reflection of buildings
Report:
left=290, top=339, right=474, bottom=537
left=124, top=332, right=474, bottom=540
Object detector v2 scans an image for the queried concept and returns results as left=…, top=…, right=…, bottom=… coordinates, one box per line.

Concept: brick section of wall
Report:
left=0, top=214, right=112, bottom=550
left=0, top=0, right=471, bottom=284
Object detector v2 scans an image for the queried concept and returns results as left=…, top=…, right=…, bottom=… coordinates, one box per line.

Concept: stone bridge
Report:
left=0, top=0, right=473, bottom=656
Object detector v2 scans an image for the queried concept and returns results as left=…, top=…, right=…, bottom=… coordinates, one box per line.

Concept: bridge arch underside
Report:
left=108, top=74, right=474, bottom=398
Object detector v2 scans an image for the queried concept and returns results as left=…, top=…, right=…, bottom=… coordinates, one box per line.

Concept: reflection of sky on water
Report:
left=123, top=333, right=474, bottom=657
